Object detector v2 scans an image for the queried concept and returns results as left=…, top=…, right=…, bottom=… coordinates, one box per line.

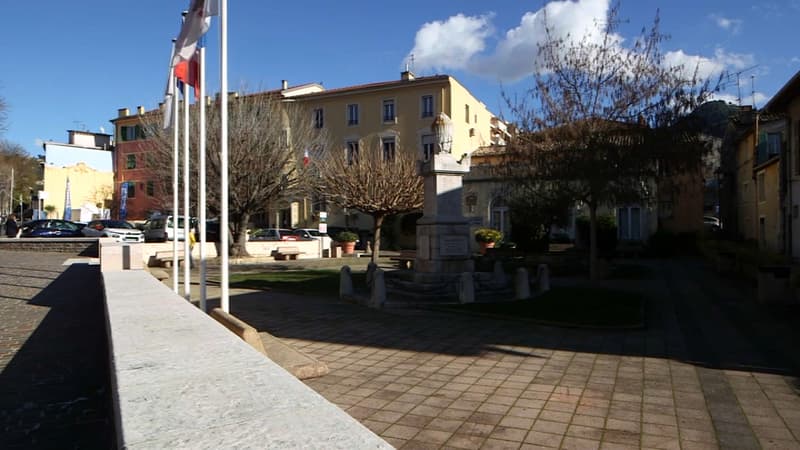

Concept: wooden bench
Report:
left=390, top=250, right=416, bottom=269
left=153, top=250, right=185, bottom=268
left=274, top=246, right=303, bottom=261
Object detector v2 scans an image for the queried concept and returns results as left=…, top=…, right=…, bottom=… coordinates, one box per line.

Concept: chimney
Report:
left=281, top=80, right=288, bottom=90
left=118, top=108, right=129, bottom=117
left=401, top=70, right=415, bottom=81
left=137, top=106, right=145, bottom=115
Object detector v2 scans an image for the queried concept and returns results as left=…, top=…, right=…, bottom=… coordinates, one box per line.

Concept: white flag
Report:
left=162, top=43, right=177, bottom=129
left=172, top=0, right=217, bottom=65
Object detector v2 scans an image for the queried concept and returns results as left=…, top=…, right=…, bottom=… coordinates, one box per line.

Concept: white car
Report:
left=290, top=228, right=328, bottom=240
left=82, top=219, right=145, bottom=243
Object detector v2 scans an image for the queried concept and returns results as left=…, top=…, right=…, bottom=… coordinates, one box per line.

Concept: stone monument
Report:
left=414, top=112, right=474, bottom=282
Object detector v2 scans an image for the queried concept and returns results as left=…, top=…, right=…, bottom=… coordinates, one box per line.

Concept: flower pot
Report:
left=479, top=241, right=495, bottom=255
left=341, top=241, right=356, bottom=255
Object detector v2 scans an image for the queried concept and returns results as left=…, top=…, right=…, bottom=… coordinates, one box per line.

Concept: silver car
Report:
left=82, top=220, right=144, bottom=243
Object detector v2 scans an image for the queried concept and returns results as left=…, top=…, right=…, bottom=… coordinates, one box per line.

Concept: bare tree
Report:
left=0, top=140, right=38, bottom=216
left=0, top=96, right=7, bottom=136
left=504, top=2, right=716, bottom=280
left=310, top=141, right=424, bottom=261
left=143, top=91, right=328, bottom=256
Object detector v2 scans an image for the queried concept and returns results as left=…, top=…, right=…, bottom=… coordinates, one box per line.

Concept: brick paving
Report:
left=229, top=258, right=800, bottom=449
left=0, top=250, right=113, bottom=449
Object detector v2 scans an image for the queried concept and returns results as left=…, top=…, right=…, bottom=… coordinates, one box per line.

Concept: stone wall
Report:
left=0, top=238, right=98, bottom=257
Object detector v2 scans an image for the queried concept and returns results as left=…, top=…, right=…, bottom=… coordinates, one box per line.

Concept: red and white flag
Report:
left=172, top=0, right=217, bottom=66
left=303, top=149, right=310, bottom=167
left=174, top=49, right=200, bottom=100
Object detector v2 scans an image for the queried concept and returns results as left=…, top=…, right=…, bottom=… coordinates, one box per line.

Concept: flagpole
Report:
left=183, top=81, right=191, bottom=301
left=172, top=58, right=180, bottom=294
left=199, top=43, right=207, bottom=312
left=220, top=0, right=230, bottom=313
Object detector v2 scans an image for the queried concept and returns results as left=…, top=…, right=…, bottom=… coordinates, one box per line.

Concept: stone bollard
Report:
left=458, top=272, right=475, bottom=304
left=366, top=262, right=378, bottom=289
left=339, top=265, right=353, bottom=300
left=537, top=264, right=550, bottom=293
left=514, top=267, right=530, bottom=300
left=366, top=241, right=372, bottom=254
left=493, top=260, right=507, bottom=286
left=369, top=268, right=385, bottom=309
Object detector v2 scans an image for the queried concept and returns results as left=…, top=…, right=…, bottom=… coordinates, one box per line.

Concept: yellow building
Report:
left=735, top=119, right=784, bottom=253
left=282, top=72, right=505, bottom=233
left=41, top=131, right=114, bottom=222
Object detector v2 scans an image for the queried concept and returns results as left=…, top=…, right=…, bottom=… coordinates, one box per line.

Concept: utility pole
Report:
left=9, top=168, right=13, bottom=217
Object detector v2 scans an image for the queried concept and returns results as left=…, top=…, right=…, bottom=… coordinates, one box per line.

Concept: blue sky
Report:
left=1, top=0, right=798, bottom=156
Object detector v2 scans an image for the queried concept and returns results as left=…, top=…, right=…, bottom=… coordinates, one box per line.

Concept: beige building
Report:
left=40, top=131, right=114, bottom=222
left=280, top=72, right=505, bottom=235
left=734, top=118, right=785, bottom=253
left=762, top=70, right=800, bottom=260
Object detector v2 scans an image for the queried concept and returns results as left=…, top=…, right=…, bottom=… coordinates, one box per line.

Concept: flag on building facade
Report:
left=63, top=177, right=72, bottom=221
left=119, top=182, right=128, bottom=221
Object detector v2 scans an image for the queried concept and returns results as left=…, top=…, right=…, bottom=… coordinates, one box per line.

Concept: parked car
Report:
left=249, top=228, right=298, bottom=241
left=290, top=228, right=327, bottom=240
left=81, top=219, right=144, bottom=243
left=20, top=219, right=85, bottom=238
left=143, top=216, right=197, bottom=242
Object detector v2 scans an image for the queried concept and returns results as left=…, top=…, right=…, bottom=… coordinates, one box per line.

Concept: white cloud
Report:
left=709, top=14, right=742, bottom=33
left=406, top=14, right=493, bottom=72
left=708, top=91, right=768, bottom=107
left=406, top=0, right=754, bottom=86
left=664, top=48, right=755, bottom=80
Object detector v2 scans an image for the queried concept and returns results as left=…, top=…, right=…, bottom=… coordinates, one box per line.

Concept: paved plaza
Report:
left=1, top=248, right=799, bottom=449
left=229, top=259, right=800, bottom=450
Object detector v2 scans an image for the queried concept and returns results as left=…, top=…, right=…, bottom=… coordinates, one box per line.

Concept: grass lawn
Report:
left=439, top=286, right=644, bottom=328
left=229, top=269, right=365, bottom=296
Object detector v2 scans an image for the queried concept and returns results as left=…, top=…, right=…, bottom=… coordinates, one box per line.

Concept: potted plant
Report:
left=474, top=227, right=503, bottom=254
left=335, top=231, right=359, bottom=255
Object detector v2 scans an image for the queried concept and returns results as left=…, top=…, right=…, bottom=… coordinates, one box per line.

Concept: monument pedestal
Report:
left=414, top=151, right=473, bottom=283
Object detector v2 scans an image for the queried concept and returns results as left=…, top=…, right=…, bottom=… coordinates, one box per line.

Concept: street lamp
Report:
left=431, top=112, right=453, bottom=155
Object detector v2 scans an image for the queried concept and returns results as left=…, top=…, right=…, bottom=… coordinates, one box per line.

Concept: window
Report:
left=126, top=182, right=136, bottom=199
left=766, top=132, right=781, bottom=157
left=617, top=206, right=642, bottom=241
left=421, top=134, right=435, bottom=161
left=421, top=95, right=434, bottom=118
left=465, top=104, right=470, bottom=123
left=146, top=181, right=154, bottom=196
left=347, top=104, right=359, bottom=125
left=120, top=125, right=145, bottom=141
left=758, top=172, right=765, bottom=202
left=382, top=137, right=396, bottom=161
left=346, top=141, right=359, bottom=165
left=796, top=121, right=800, bottom=175
left=313, top=108, right=324, bottom=129
left=126, top=154, right=136, bottom=169
left=382, top=99, right=395, bottom=122
left=490, top=197, right=510, bottom=235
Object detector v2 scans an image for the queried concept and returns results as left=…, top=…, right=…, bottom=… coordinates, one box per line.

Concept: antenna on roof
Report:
left=721, top=65, right=758, bottom=105
left=409, top=53, right=415, bottom=72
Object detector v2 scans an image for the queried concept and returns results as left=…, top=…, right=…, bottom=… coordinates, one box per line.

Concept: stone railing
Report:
left=100, top=242, right=390, bottom=448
